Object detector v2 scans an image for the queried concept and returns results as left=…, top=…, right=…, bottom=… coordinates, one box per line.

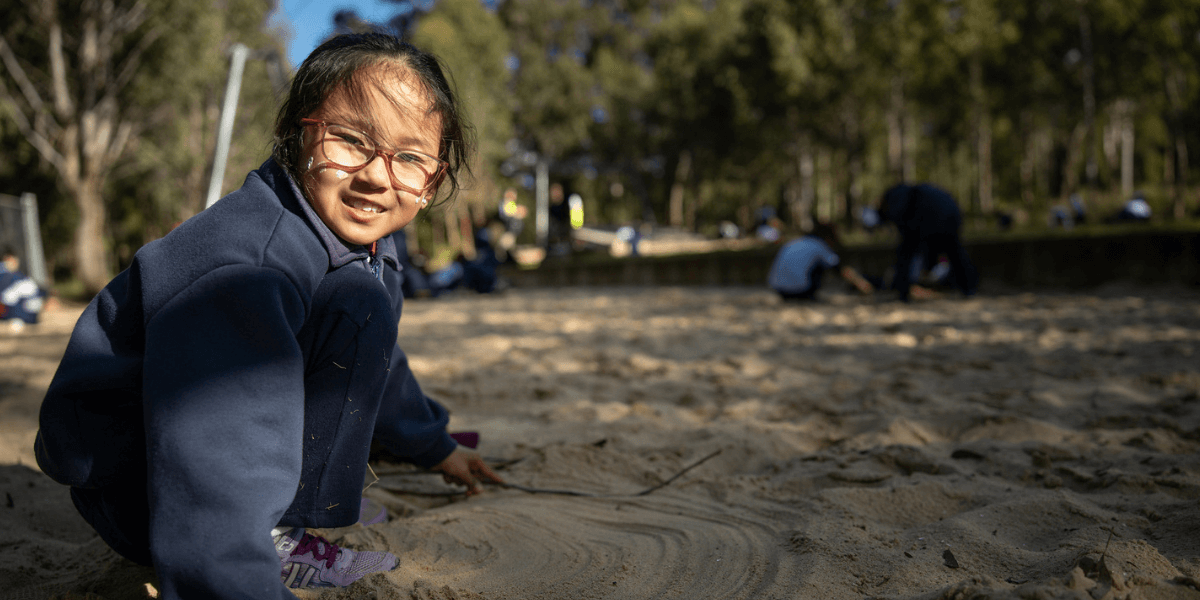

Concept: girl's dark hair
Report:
left=272, top=33, right=473, bottom=204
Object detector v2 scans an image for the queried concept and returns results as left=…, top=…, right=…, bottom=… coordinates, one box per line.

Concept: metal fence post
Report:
left=205, top=43, right=250, bottom=209
left=19, top=193, right=47, bottom=287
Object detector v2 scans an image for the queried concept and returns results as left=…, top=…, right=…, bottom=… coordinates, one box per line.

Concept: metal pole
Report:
left=205, top=43, right=250, bottom=209
left=19, top=193, right=47, bottom=287
left=535, top=158, right=549, bottom=248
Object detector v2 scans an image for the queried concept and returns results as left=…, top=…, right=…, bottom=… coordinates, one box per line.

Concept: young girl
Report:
left=35, top=33, right=502, bottom=598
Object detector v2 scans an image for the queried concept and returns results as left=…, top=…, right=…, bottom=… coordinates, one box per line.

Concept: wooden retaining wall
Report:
left=503, top=229, right=1200, bottom=290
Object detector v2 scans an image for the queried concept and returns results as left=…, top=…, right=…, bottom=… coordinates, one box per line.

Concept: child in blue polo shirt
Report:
left=0, top=246, right=46, bottom=331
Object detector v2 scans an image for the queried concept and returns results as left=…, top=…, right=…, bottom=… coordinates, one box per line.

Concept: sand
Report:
left=1, top=284, right=1198, bottom=600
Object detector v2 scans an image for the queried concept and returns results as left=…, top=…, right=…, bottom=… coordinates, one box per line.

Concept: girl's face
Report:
left=299, top=66, right=442, bottom=247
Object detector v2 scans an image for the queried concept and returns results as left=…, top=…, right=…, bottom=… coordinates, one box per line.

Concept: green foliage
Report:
left=412, top=0, right=513, bottom=204
left=8, top=0, right=1200, bottom=284
left=0, top=0, right=284, bottom=277
left=109, top=0, right=283, bottom=267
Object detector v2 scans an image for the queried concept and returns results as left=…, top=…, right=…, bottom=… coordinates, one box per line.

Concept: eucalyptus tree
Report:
left=577, top=0, right=658, bottom=225
left=902, top=0, right=1021, bottom=215
left=0, top=0, right=282, bottom=292
left=1090, top=0, right=1200, bottom=214
left=1135, top=0, right=1200, bottom=218
left=411, top=0, right=513, bottom=250
left=111, top=0, right=284, bottom=264
left=497, top=0, right=598, bottom=163
left=0, top=0, right=160, bottom=292
left=643, top=0, right=756, bottom=230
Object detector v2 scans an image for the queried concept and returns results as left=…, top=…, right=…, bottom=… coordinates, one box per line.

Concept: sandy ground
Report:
left=1, top=284, right=1199, bottom=600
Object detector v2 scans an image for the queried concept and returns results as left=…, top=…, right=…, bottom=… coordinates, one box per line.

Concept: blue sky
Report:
left=270, top=0, right=404, bottom=67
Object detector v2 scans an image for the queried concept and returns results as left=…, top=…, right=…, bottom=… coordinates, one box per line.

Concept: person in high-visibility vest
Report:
left=568, top=193, right=584, bottom=229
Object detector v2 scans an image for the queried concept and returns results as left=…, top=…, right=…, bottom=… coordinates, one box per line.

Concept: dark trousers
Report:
left=70, top=266, right=397, bottom=564
left=895, top=233, right=977, bottom=301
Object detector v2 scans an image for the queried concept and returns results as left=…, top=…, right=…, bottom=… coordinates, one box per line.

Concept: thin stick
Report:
left=1100, top=526, right=1115, bottom=562
left=379, top=449, right=723, bottom=499
left=634, top=449, right=723, bottom=496
left=362, top=463, right=380, bottom=493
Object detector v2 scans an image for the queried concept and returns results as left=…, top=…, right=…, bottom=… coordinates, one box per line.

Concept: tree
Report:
left=0, top=0, right=160, bottom=293
left=111, top=0, right=284, bottom=264
left=412, top=0, right=513, bottom=252
left=0, top=0, right=283, bottom=293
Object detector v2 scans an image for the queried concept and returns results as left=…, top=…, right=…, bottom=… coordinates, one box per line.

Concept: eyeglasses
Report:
left=300, top=118, right=447, bottom=197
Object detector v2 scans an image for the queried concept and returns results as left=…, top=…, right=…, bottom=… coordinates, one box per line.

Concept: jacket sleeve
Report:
left=142, top=265, right=306, bottom=600
left=370, top=344, right=457, bottom=469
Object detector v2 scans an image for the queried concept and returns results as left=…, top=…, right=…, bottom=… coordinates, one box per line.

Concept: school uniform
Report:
left=0, top=265, right=45, bottom=324
left=768, top=236, right=840, bottom=300
left=35, top=159, right=456, bottom=600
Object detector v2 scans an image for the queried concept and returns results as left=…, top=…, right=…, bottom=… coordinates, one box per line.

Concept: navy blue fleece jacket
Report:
left=35, top=160, right=457, bottom=599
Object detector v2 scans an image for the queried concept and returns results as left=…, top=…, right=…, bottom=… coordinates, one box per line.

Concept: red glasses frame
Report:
left=300, top=118, right=447, bottom=197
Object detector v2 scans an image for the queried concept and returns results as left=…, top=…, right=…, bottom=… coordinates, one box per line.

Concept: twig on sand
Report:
left=379, top=449, right=723, bottom=498
left=1100, top=526, right=1115, bottom=561
left=631, top=448, right=724, bottom=497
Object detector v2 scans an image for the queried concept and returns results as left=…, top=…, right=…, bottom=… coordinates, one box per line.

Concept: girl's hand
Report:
left=434, top=446, right=505, bottom=495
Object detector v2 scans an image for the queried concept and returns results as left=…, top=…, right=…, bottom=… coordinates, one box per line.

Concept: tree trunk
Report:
left=887, top=76, right=905, bottom=182
left=668, top=150, right=691, bottom=228
left=1078, top=3, right=1098, bottom=187
left=74, top=173, right=111, bottom=293
left=845, top=155, right=862, bottom=229
left=977, top=116, right=993, bottom=214
left=794, top=135, right=815, bottom=232
left=1164, top=63, right=1188, bottom=219
left=1019, top=112, right=1035, bottom=206
left=970, top=57, right=993, bottom=215
left=904, top=111, right=918, bottom=183
left=1062, top=122, right=1088, bottom=198
left=445, top=211, right=462, bottom=257
left=1120, top=105, right=1134, bottom=198
left=684, top=177, right=698, bottom=232
left=1175, top=137, right=1189, bottom=219
left=840, top=102, right=863, bottom=229
left=0, top=1, right=151, bottom=294
left=816, top=147, right=833, bottom=224
left=56, top=114, right=111, bottom=292
left=458, top=204, right=475, bottom=259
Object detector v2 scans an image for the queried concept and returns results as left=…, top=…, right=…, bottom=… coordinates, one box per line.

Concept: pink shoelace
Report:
left=291, top=533, right=340, bottom=568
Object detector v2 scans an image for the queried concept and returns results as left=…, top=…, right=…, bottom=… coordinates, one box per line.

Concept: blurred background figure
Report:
left=427, top=227, right=505, bottom=296
left=614, top=224, right=643, bottom=257
left=878, top=183, right=978, bottom=302
left=754, top=206, right=782, bottom=242
left=1050, top=193, right=1088, bottom=229
left=1071, top=194, right=1088, bottom=225
left=568, top=193, right=584, bottom=230
left=1109, top=192, right=1152, bottom=223
left=499, top=187, right=528, bottom=239
left=493, top=187, right=527, bottom=264
left=768, top=222, right=873, bottom=302
left=391, top=230, right=435, bottom=299
left=859, top=206, right=881, bottom=231
left=0, top=245, right=46, bottom=332
left=547, top=183, right=572, bottom=256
